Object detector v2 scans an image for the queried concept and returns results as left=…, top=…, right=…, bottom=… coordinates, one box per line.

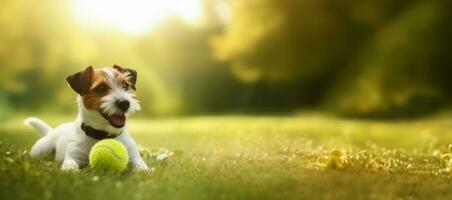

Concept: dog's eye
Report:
left=95, top=84, right=109, bottom=94
left=121, top=83, right=129, bottom=90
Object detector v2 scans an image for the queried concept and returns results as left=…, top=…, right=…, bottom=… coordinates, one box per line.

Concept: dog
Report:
left=25, top=65, right=149, bottom=171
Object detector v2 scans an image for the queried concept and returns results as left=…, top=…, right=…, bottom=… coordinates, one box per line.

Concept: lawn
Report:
left=0, top=113, right=451, bottom=200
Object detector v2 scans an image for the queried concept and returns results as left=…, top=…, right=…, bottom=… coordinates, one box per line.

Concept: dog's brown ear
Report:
left=66, top=66, right=93, bottom=95
left=113, top=65, right=137, bottom=90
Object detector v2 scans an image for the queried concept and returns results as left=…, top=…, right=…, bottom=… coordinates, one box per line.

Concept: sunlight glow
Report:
left=74, top=0, right=202, bottom=34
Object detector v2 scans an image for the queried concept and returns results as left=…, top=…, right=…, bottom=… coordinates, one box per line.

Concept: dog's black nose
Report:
left=116, top=100, right=130, bottom=112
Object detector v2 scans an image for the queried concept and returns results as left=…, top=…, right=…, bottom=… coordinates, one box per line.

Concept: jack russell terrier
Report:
left=25, top=65, right=149, bottom=171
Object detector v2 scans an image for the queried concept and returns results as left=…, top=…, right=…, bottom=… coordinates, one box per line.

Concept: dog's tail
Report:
left=24, top=117, right=53, bottom=136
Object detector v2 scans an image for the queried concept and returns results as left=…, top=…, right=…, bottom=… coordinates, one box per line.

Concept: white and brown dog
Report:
left=25, top=65, right=149, bottom=171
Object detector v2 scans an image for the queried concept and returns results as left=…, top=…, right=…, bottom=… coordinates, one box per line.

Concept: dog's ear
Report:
left=113, top=65, right=137, bottom=90
left=66, top=66, right=93, bottom=95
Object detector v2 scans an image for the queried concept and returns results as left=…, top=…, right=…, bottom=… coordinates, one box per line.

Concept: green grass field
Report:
left=1, top=114, right=451, bottom=200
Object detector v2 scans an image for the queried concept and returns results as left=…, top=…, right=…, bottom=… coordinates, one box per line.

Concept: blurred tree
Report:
left=0, top=0, right=75, bottom=109
left=135, top=19, right=241, bottom=115
left=212, top=0, right=452, bottom=116
left=328, top=0, right=452, bottom=117
left=212, top=0, right=416, bottom=82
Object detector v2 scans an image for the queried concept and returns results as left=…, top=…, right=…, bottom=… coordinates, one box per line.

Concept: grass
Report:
left=0, top=113, right=451, bottom=200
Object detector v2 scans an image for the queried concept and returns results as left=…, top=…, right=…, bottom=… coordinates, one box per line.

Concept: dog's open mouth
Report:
left=101, top=112, right=126, bottom=128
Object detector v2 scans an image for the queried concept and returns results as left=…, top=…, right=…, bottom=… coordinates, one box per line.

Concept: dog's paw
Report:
left=131, top=159, right=149, bottom=172
left=61, top=159, right=80, bottom=171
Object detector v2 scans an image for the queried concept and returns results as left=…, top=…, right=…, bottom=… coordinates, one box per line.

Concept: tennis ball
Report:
left=89, top=139, right=129, bottom=172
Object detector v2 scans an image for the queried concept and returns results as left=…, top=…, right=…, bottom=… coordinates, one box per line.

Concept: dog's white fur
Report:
left=25, top=67, right=148, bottom=171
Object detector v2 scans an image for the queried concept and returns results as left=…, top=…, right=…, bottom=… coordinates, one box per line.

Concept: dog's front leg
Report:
left=60, top=142, right=84, bottom=171
left=61, top=158, right=80, bottom=171
left=117, top=132, right=149, bottom=171
left=131, top=156, right=149, bottom=171
left=128, top=144, right=149, bottom=172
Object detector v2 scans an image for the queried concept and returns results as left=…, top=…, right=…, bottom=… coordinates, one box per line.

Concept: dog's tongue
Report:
left=110, top=115, right=126, bottom=127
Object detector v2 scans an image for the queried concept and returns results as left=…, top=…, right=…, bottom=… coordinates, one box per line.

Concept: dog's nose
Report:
left=116, top=100, right=130, bottom=112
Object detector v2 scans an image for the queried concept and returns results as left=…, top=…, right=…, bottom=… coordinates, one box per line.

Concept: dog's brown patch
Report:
left=82, top=69, right=110, bottom=111
left=113, top=65, right=137, bottom=90
left=116, top=73, right=132, bottom=90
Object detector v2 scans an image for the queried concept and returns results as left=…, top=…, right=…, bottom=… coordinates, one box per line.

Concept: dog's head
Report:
left=66, top=65, right=141, bottom=129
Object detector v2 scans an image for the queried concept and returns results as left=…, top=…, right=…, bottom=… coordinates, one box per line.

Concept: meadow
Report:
left=0, top=113, right=451, bottom=200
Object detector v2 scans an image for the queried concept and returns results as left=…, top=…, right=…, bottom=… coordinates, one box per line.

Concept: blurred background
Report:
left=0, top=0, right=451, bottom=119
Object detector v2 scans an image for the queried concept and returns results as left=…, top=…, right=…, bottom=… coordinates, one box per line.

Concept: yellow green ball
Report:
left=89, top=139, right=129, bottom=172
